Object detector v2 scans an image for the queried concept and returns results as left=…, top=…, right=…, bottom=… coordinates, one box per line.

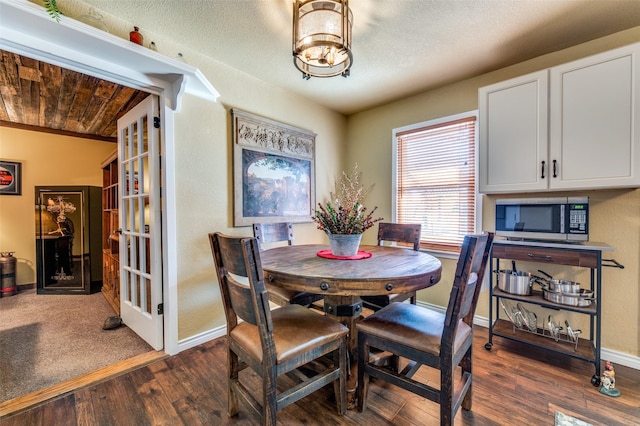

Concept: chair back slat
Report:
left=443, top=233, right=493, bottom=335
left=458, top=273, right=478, bottom=321
left=225, top=274, right=259, bottom=325
left=464, top=232, right=492, bottom=326
left=209, top=232, right=274, bottom=333
left=214, top=233, right=252, bottom=276
left=444, top=237, right=474, bottom=327
left=253, top=222, right=294, bottom=250
left=377, top=222, right=421, bottom=251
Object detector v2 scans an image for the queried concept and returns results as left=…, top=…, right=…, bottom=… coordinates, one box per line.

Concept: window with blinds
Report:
left=394, top=112, right=478, bottom=253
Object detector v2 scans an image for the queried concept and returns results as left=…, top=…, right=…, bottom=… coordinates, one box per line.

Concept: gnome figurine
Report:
left=599, top=361, right=621, bottom=397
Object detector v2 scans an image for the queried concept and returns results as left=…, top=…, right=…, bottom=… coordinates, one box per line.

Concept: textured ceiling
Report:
left=38, top=1, right=640, bottom=115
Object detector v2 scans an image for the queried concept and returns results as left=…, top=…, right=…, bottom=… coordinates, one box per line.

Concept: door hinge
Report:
left=154, top=116, right=160, bottom=128
left=157, top=303, right=164, bottom=315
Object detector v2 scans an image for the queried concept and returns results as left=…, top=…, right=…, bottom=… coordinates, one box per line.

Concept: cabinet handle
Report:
left=541, top=161, right=545, bottom=179
left=527, top=253, right=552, bottom=260
left=552, top=159, right=557, bottom=178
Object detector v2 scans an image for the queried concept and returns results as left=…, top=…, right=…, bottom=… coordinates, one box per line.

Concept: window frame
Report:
left=392, top=110, right=482, bottom=259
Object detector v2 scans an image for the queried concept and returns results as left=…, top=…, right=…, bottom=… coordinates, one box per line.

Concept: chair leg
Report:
left=333, top=339, right=347, bottom=415
left=390, top=354, right=401, bottom=373
left=461, top=347, right=473, bottom=411
left=440, top=364, right=454, bottom=425
left=262, top=364, right=278, bottom=426
left=356, top=337, right=370, bottom=412
left=228, top=348, right=240, bottom=417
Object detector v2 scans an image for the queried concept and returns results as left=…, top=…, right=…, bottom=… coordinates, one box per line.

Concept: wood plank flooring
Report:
left=1, top=326, right=638, bottom=425
left=0, top=351, right=167, bottom=418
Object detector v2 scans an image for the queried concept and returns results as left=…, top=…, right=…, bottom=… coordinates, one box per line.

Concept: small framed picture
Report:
left=0, top=160, right=22, bottom=196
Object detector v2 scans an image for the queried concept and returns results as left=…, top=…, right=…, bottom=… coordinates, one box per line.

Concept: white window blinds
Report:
left=396, top=115, right=477, bottom=252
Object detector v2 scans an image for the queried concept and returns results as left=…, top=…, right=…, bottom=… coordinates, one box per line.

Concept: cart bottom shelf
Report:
left=490, top=319, right=596, bottom=363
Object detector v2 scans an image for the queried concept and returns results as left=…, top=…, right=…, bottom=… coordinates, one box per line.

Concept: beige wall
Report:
left=3, top=0, right=349, bottom=343
left=168, top=53, right=348, bottom=339
left=0, top=127, right=115, bottom=286
left=347, top=27, right=640, bottom=357
left=5, top=1, right=639, bottom=360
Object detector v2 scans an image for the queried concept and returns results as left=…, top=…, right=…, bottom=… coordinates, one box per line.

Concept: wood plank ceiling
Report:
left=0, top=49, right=148, bottom=142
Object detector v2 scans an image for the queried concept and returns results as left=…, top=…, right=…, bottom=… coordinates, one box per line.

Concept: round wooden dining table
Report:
left=261, top=243, right=442, bottom=409
left=260, top=244, right=443, bottom=352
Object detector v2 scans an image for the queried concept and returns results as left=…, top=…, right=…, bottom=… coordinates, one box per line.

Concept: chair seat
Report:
left=357, top=302, right=472, bottom=356
left=231, top=304, right=348, bottom=363
left=266, top=283, right=323, bottom=307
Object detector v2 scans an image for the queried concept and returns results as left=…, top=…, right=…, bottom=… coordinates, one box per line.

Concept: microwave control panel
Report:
left=567, top=202, right=588, bottom=235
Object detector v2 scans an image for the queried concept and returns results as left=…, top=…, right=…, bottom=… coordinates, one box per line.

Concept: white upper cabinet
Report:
left=479, top=42, right=640, bottom=194
left=549, top=44, right=640, bottom=190
left=479, top=70, right=549, bottom=193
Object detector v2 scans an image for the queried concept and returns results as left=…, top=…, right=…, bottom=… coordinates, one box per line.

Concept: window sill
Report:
left=421, top=248, right=459, bottom=260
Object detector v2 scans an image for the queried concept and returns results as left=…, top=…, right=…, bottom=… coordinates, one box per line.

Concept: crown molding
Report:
left=0, top=0, right=219, bottom=111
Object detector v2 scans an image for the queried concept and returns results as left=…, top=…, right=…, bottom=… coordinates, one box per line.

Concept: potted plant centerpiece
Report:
left=312, top=164, right=383, bottom=256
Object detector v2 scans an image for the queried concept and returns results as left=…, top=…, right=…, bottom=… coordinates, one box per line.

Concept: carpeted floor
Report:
left=0, top=288, right=152, bottom=402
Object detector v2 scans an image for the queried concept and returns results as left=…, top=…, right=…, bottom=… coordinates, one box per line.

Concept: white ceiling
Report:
left=77, top=0, right=640, bottom=116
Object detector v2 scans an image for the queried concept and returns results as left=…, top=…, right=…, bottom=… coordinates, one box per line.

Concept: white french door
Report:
left=117, top=95, right=164, bottom=350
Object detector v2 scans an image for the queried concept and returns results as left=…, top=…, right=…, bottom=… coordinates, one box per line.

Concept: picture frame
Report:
left=0, top=160, right=22, bottom=196
left=232, top=109, right=316, bottom=226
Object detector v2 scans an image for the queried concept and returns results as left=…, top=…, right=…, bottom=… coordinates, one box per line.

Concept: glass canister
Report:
left=78, top=9, right=109, bottom=33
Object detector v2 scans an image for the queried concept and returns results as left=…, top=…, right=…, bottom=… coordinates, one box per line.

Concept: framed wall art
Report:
left=0, top=160, right=22, bottom=196
left=232, top=109, right=316, bottom=226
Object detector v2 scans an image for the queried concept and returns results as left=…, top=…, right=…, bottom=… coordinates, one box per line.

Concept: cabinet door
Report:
left=549, top=43, right=640, bottom=190
left=479, top=70, right=549, bottom=193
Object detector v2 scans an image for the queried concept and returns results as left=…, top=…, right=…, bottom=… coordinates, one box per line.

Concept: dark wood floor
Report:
left=2, top=326, right=639, bottom=425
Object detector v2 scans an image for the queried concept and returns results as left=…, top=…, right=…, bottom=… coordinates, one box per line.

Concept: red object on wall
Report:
left=129, top=26, right=143, bottom=45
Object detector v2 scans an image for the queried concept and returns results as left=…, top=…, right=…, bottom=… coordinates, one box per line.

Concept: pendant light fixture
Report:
left=292, top=0, right=353, bottom=79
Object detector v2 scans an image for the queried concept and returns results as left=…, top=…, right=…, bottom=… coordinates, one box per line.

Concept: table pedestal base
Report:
left=323, top=295, right=372, bottom=409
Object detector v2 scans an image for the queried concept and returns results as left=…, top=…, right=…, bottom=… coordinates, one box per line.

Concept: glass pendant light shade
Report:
left=292, top=0, right=353, bottom=79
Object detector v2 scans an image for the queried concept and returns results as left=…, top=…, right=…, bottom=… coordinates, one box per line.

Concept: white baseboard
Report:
left=418, top=301, right=640, bottom=371
left=176, top=302, right=284, bottom=351
left=600, top=348, right=640, bottom=371
left=177, top=302, right=640, bottom=372
left=177, top=325, right=226, bottom=352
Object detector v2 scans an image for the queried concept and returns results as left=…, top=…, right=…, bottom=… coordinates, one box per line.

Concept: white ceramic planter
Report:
left=327, top=233, right=362, bottom=256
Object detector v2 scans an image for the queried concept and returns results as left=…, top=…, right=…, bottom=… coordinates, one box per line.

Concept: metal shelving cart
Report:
left=484, top=239, right=623, bottom=386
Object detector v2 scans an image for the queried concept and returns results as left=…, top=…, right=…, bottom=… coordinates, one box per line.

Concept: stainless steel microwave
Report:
left=495, top=197, right=589, bottom=242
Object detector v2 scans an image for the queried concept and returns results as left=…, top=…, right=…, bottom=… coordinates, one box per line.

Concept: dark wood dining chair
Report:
left=356, top=232, right=494, bottom=425
left=209, top=232, right=349, bottom=426
left=361, top=222, right=422, bottom=311
left=253, top=222, right=324, bottom=308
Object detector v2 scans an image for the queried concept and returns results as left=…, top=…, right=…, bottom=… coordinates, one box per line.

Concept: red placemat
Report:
left=316, top=250, right=372, bottom=260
